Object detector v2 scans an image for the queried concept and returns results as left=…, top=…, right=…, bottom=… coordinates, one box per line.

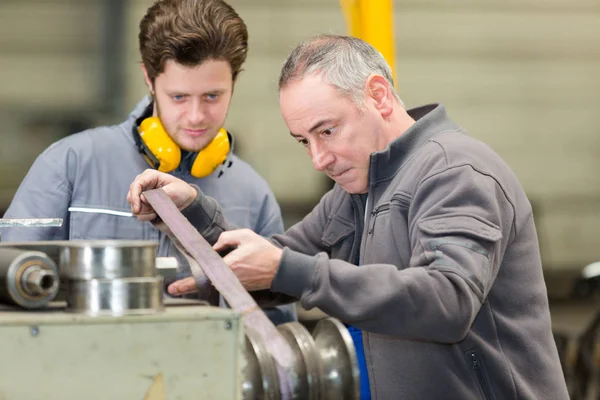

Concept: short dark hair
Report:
left=139, top=0, right=248, bottom=82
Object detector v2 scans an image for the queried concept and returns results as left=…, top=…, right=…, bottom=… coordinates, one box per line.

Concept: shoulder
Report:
left=220, top=154, right=275, bottom=197
left=429, top=130, right=508, bottom=175
left=42, top=123, right=131, bottom=158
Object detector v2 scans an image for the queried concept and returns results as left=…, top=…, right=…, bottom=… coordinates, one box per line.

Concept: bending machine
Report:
left=0, top=238, right=359, bottom=400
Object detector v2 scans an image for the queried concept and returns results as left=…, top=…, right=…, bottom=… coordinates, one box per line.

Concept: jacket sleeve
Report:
left=181, top=187, right=334, bottom=308
left=181, top=186, right=236, bottom=244
left=0, top=142, right=75, bottom=241
left=271, top=165, right=515, bottom=344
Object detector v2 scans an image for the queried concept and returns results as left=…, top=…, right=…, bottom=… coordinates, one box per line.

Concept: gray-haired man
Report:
left=128, top=35, right=568, bottom=400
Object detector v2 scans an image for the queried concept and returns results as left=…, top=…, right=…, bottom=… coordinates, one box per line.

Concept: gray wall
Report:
left=1, top=0, right=599, bottom=272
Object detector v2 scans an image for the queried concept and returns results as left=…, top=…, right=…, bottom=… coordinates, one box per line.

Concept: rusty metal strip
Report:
left=143, top=188, right=294, bottom=398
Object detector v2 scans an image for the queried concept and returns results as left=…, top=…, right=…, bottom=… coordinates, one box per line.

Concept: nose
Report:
left=187, top=98, right=205, bottom=126
left=310, top=142, right=334, bottom=172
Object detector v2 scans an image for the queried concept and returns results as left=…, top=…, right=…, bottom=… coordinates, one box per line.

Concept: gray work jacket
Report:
left=183, top=103, right=568, bottom=399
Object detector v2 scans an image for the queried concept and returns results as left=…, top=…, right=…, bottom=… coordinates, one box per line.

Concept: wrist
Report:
left=181, top=185, right=197, bottom=209
left=268, top=247, right=283, bottom=287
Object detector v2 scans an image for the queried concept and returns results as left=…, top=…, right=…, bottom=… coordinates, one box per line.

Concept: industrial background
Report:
left=0, top=0, right=599, bottom=397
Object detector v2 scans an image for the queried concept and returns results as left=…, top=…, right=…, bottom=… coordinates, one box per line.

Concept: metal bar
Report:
left=0, top=218, right=63, bottom=228
left=143, top=188, right=295, bottom=399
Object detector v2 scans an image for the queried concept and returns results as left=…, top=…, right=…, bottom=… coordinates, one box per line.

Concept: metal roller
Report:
left=0, top=247, right=60, bottom=309
left=61, top=240, right=157, bottom=280
left=312, top=318, right=360, bottom=399
left=66, top=276, right=164, bottom=316
left=243, top=327, right=281, bottom=400
left=276, top=322, right=322, bottom=399
left=242, top=319, right=360, bottom=400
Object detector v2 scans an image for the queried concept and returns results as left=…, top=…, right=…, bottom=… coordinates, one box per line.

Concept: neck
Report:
left=379, top=101, right=416, bottom=149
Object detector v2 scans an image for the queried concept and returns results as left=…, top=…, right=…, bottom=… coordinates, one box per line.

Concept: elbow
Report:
left=432, top=301, right=479, bottom=344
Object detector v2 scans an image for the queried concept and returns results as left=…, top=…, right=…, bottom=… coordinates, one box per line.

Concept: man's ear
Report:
left=141, top=64, right=154, bottom=95
left=366, top=74, right=393, bottom=118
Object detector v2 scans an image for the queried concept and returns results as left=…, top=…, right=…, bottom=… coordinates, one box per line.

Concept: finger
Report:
left=136, top=210, right=157, bottom=222
left=167, top=277, right=197, bottom=296
left=213, top=230, right=245, bottom=252
left=127, top=179, right=142, bottom=213
left=128, top=172, right=158, bottom=213
left=221, top=249, right=239, bottom=268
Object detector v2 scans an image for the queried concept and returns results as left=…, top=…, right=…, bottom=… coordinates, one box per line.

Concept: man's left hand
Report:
left=167, top=229, right=282, bottom=296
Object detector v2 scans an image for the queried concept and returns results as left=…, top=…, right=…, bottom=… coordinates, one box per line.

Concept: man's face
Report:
left=280, top=74, right=385, bottom=194
left=144, top=59, right=233, bottom=152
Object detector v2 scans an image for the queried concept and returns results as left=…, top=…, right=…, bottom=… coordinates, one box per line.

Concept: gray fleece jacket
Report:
left=183, top=103, right=568, bottom=399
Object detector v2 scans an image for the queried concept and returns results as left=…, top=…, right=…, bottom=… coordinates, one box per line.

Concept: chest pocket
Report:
left=321, top=216, right=355, bottom=260
left=365, top=192, right=412, bottom=267
left=68, top=207, right=158, bottom=241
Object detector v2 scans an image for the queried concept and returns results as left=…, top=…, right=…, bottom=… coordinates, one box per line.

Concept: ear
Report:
left=365, top=74, right=394, bottom=118
left=141, top=64, right=154, bottom=95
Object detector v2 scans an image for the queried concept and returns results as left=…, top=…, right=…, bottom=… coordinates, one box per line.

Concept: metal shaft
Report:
left=0, top=248, right=60, bottom=309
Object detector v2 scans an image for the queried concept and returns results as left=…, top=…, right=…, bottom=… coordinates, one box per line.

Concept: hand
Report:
left=127, top=169, right=197, bottom=221
left=167, top=229, right=283, bottom=295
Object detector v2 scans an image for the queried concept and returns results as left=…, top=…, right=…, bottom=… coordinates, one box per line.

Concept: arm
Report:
left=271, top=166, right=514, bottom=344
left=1, top=143, right=74, bottom=241
left=182, top=184, right=334, bottom=256
left=180, top=185, right=237, bottom=244
left=174, top=186, right=335, bottom=308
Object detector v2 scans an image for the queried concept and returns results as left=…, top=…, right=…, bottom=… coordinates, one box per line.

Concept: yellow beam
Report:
left=340, top=0, right=396, bottom=84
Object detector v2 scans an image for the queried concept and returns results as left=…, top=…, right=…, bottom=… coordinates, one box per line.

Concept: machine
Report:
left=0, top=233, right=359, bottom=400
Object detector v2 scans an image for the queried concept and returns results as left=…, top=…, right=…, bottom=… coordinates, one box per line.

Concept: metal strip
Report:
left=0, top=218, right=63, bottom=228
left=143, top=189, right=294, bottom=399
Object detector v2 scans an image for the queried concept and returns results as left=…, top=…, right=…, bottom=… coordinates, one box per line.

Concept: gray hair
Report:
left=278, top=34, right=403, bottom=106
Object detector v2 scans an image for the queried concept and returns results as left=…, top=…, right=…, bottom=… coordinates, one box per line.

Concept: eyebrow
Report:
left=290, top=119, right=332, bottom=138
left=165, top=88, right=227, bottom=96
left=203, top=89, right=227, bottom=95
left=308, top=119, right=331, bottom=133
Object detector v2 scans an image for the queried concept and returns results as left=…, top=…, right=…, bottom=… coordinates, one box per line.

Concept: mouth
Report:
left=183, top=128, right=208, bottom=138
left=330, top=169, right=349, bottom=179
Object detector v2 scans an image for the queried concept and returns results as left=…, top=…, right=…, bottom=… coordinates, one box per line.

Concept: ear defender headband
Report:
left=135, top=116, right=230, bottom=178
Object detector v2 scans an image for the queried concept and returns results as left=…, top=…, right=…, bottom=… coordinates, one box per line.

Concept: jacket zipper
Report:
left=470, top=351, right=493, bottom=400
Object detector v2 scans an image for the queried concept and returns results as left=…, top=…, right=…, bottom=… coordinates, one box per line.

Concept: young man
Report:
left=0, top=0, right=296, bottom=325
left=128, top=35, right=569, bottom=399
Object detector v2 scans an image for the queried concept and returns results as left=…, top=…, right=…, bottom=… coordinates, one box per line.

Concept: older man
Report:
left=128, top=35, right=568, bottom=400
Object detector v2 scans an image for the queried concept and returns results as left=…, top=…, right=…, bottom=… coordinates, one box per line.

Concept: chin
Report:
left=339, top=182, right=368, bottom=195
left=180, top=139, right=210, bottom=153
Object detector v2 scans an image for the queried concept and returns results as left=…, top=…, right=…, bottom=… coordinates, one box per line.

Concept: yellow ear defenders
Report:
left=135, top=117, right=230, bottom=178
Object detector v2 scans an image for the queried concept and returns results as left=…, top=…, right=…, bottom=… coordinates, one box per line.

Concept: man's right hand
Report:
left=127, top=169, right=197, bottom=221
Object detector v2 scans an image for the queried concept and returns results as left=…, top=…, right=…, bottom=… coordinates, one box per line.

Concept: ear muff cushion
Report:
left=138, top=117, right=181, bottom=173
left=190, top=128, right=230, bottom=178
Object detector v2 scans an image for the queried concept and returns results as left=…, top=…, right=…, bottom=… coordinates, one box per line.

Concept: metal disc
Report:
left=243, top=328, right=280, bottom=400
left=277, top=322, right=322, bottom=399
left=312, top=318, right=360, bottom=400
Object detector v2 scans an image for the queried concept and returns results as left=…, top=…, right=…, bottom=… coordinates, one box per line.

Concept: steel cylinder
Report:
left=66, top=276, right=164, bottom=316
left=60, top=240, right=157, bottom=280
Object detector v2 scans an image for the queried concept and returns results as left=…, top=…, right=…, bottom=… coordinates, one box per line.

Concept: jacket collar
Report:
left=368, top=103, right=460, bottom=186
